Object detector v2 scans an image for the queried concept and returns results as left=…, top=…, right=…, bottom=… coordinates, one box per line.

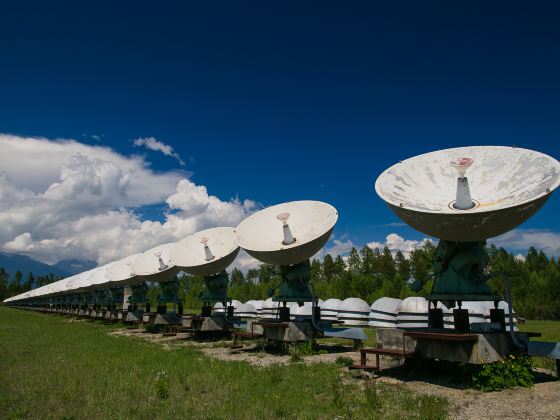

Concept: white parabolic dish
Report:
left=65, top=269, right=96, bottom=294
left=375, top=146, right=560, bottom=241
left=83, top=264, right=112, bottom=291
left=170, top=227, right=240, bottom=276
left=131, top=242, right=180, bottom=282
left=46, top=278, right=70, bottom=296
left=105, top=253, right=143, bottom=286
left=236, top=200, right=338, bottom=265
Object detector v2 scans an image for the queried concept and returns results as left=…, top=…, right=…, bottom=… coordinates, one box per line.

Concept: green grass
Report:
left=519, top=319, right=560, bottom=342
left=518, top=320, right=560, bottom=372
left=0, top=307, right=448, bottom=419
left=317, top=326, right=377, bottom=348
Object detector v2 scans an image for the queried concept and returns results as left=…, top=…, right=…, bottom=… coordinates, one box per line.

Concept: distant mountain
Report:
left=51, top=259, right=97, bottom=275
left=0, top=253, right=70, bottom=281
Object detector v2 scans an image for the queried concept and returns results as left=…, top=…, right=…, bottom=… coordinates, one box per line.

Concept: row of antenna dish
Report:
left=6, top=145, right=560, bottom=303
left=5, top=201, right=339, bottom=302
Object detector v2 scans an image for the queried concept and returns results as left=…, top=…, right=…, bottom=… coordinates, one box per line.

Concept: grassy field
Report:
left=0, top=307, right=448, bottom=419
left=518, top=320, right=560, bottom=371
left=519, top=320, right=560, bottom=342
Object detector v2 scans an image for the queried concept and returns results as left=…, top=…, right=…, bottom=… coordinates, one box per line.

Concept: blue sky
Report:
left=0, top=2, right=559, bottom=264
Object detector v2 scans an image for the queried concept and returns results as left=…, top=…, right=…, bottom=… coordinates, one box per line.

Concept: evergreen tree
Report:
left=347, top=247, right=361, bottom=273
left=310, top=259, right=322, bottom=282
left=146, top=283, right=162, bottom=307
left=258, top=264, right=275, bottom=284
left=24, top=272, right=35, bottom=291
left=379, top=247, right=396, bottom=279
left=0, top=268, right=9, bottom=301
left=9, top=270, right=23, bottom=295
left=322, top=254, right=336, bottom=280
left=334, top=255, right=346, bottom=276
left=246, top=269, right=259, bottom=284
left=229, top=268, right=245, bottom=287
left=360, top=246, right=375, bottom=276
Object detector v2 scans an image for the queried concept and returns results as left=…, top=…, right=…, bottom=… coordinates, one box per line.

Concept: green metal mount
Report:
left=94, top=289, right=110, bottom=305
left=109, top=287, right=124, bottom=304
left=159, top=279, right=180, bottom=303
left=271, top=259, right=313, bottom=303
left=428, top=240, right=499, bottom=303
left=82, top=292, right=94, bottom=305
left=128, top=282, right=149, bottom=304
left=200, top=270, right=229, bottom=303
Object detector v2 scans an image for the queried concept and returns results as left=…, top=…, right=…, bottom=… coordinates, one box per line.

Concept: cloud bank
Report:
left=368, top=233, right=432, bottom=257
left=490, top=229, right=560, bottom=258
left=0, top=134, right=256, bottom=265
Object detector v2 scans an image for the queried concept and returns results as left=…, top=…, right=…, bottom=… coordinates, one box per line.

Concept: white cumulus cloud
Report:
left=0, top=134, right=255, bottom=265
left=490, top=229, right=560, bottom=258
left=0, top=134, right=182, bottom=202
left=312, top=233, right=432, bottom=264
left=368, top=233, right=432, bottom=257
left=326, top=239, right=355, bottom=257
left=311, top=237, right=356, bottom=262
left=229, top=249, right=261, bottom=273
left=133, top=136, right=185, bottom=166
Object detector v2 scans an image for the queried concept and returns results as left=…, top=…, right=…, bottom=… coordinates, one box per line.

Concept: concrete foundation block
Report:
left=246, top=319, right=264, bottom=335
left=154, top=313, right=179, bottom=325
left=376, top=328, right=417, bottom=352
left=262, top=321, right=318, bottom=342
left=190, top=315, right=231, bottom=332
left=377, top=327, right=520, bottom=364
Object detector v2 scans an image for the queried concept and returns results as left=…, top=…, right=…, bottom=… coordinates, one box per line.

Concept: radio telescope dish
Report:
left=45, top=277, right=71, bottom=297
left=38, top=284, right=53, bottom=297
left=44, top=278, right=64, bottom=296
left=375, top=146, right=560, bottom=241
left=131, top=242, right=180, bottom=283
left=62, top=271, right=90, bottom=294
left=65, top=269, right=96, bottom=294
left=83, top=264, right=112, bottom=291
left=62, top=278, right=77, bottom=294
left=170, top=227, right=240, bottom=276
left=236, top=200, right=338, bottom=265
left=29, top=285, right=45, bottom=299
left=106, top=253, right=143, bottom=286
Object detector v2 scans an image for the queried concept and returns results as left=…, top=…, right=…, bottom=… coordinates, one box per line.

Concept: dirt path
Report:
left=202, top=343, right=359, bottom=367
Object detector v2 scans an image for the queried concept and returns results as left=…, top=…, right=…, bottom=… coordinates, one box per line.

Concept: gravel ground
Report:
left=379, top=375, right=560, bottom=420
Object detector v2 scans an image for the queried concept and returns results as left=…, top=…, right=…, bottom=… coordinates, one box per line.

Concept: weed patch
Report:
left=335, top=356, right=355, bottom=367
left=363, top=380, right=382, bottom=410
left=287, top=340, right=327, bottom=362
left=469, top=354, right=533, bottom=392
left=154, top=371, right=170, bottom=400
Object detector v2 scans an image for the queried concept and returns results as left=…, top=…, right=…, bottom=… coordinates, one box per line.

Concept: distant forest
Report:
left=178, top=243, right=560, bottom=320
left=2, top=243, right=559, bottom=320
left=0, top=270, right=62, bottom=302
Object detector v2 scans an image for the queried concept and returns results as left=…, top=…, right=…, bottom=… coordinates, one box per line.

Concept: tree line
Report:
left=0, top=268, right=62, bottom=302
left=184, top=242, right=560, bottom=320
left=2, top=243, right=559, bottom=320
